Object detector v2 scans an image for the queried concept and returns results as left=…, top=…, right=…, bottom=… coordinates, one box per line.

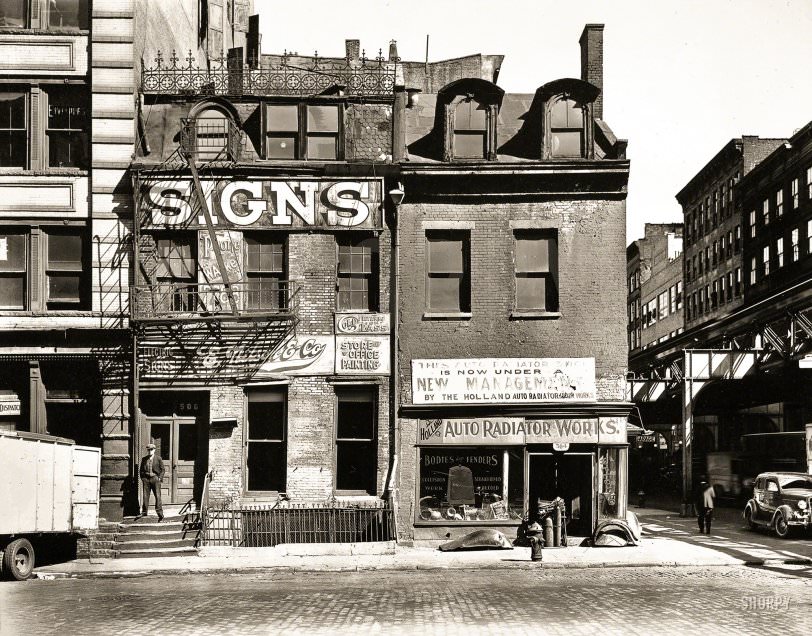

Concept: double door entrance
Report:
left=140, top=391, right=208, bottom=506
left=528, top=453, right=594, bottom=537
left=146, top=416, right=198, bottom=504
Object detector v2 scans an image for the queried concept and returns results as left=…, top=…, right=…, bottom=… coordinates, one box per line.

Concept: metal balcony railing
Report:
left=131, top=280, right=299, bottom=322
left=142, top=50, right=398, bottom=98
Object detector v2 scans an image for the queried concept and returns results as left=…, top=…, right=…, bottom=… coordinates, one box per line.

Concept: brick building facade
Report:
left=394, top=25, right=631, bottom=542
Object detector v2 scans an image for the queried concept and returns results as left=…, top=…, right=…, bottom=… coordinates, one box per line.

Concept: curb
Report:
left=34, top=556, right=812, bottom=580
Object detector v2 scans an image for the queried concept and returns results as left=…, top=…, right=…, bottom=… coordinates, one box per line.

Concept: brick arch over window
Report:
left=535, top=78, right=600, bottom=160
left=438, top=78, right=504, bottom=161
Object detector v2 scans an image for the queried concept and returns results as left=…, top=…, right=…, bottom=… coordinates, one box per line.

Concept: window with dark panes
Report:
left=306, top=105, right=338, bottom=160
left=155, top=235, right=196, bottom=312
left=514, top=231, right=558, bottom=312
left=0, top=1, right=26, bottom=26
left=0, top=232, right=26, bottom=309
left=550, top=98, right=583, bottom=157
left=46, top=0, right=88, bottom=29
left=426, top=230, right=470, bottom=313
left=46, top=230, right=85, bottom=307
left=265, top=103, right=298, bottom=159
left=335, top=388, right=376, bottom=494
left=337, top=235, right=377, bottom=311
left=193, top=108, right=229, bottom=161
left=246, top=391, right=286, bottom=492
left=46, top=87, right=88, bottom=168
left=0, top=93, right=27, bottom=168
left=453, top=98, right=486, bottom=159
left=245, top=234, right=285, bottom=310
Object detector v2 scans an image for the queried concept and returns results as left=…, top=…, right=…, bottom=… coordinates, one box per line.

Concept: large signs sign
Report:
left=142, top=178, right=383, bottom=230
left=418, top=417, right=626, bottom=445
left=411, top=358, right=597, bottom=404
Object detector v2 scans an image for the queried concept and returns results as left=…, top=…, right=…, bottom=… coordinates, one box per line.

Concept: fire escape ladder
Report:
left=185, top=156, right=239, bottom=316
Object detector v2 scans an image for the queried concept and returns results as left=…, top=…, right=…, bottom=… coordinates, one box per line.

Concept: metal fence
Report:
left=202, top=500, right=395, bottom=547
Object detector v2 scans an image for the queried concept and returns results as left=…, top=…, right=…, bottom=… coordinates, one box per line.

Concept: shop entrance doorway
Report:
left=528, top=453, right=594, bottom=537
left=145, top=416, right=197, bottom=504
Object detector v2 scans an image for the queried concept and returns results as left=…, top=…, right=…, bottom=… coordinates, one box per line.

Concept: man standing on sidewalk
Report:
left=139, top=442, right=165, bottom=521
left=694, top=476, right=715, bottom=534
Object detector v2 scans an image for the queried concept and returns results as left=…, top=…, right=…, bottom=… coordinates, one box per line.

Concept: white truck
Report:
left=0, top=430, right=100, bottom=580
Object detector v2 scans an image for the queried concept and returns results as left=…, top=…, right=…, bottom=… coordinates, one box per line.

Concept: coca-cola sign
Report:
left=254, top=335, right=335, bottom=377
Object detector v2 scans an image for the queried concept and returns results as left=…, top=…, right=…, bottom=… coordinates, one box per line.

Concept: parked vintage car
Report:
left=743, top=472, right=812, bottom=538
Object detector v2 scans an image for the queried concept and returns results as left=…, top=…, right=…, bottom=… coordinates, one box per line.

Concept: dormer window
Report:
left=438, top=79, right=504, bottom=162
left=453, top=98, right=487, bottom=159
left=550, top=98, right=584, bottom=158
left=182, top=102, right=240, bottom=162
left=264, top=103, right=342, bottom=160
left=536, top=79, right=599, bottom=160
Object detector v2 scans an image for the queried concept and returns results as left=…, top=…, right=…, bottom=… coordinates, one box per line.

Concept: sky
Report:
left=259, top=0, right=812, bottom=244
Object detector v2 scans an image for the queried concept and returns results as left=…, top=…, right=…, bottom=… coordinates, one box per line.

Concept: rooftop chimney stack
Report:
left=388, top=39, right=399, bottom=61
left=579, top=24, right=604, bottom=119
left=346, top=39, right=360, bottom=63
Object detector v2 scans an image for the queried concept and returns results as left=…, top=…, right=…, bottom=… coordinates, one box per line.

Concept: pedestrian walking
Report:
left=694, top=476, right=715, bottom=534
left=139, top=441, right=165, bottom=521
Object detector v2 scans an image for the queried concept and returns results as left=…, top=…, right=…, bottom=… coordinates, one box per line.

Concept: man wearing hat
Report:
left=139, top=441, right=165, bottom=521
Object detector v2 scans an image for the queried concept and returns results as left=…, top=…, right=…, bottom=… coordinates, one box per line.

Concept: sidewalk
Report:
left=33, top=506, right=809, bottom=580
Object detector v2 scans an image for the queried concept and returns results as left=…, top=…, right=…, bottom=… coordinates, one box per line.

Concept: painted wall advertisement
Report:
left=254, top=335, right=335, bottom=378
left=335, top=312, right=390, bottom=335
left=411, top=358, right=597, bottom=404
left=418, top=417, right=626, bottom=445
left=335, top=336, right=390, bottom=375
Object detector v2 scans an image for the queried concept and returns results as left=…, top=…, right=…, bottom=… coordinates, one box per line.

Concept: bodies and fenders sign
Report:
left=418, top=417, right=626, bottom=445
left=141, top=178, right=383, bottom=230
left=411, top=358, right=597, bottom=404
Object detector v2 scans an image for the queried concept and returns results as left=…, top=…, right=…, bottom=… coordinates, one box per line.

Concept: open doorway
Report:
left=528, top=452, right=594, bottom=537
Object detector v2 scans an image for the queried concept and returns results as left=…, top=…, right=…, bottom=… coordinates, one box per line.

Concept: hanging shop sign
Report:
left=199, top=230, right=244, bottom=283
left=418, top=416, right=625, bottom=446
left=411, top=358, right=597, bottom=404
left=0, top=394, right=21, bottom=417
left=334, top=313, right=390, bottom=335
left=335, top=336, right=390, bottom=375
left=142, top=178, right=383, bottom=230
left=254, top=335, right=335, bottom=377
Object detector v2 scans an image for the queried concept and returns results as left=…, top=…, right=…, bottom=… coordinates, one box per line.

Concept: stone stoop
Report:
left=113, top=512, right=201, bottom=559
left=76, top=520, right=121, bottom=559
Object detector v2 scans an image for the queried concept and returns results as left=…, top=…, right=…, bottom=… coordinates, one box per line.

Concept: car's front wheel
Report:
left=744, top=506, right=756, bottom=530
left=774, top=512, right=791, bottom=539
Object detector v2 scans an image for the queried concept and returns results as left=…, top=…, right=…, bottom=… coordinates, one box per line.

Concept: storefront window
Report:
left=598, top=447, right=620, bottom=520
left=418, top=448, right=523, bottom=522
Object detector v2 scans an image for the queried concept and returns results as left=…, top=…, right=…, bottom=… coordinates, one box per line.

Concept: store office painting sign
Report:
left=412, top=358, right=597, bottom=404
left=143, top=179, right=382, bottom=230
left=419, top=417, right=626, bottom=445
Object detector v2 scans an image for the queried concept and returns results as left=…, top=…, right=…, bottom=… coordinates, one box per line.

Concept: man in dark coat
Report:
left=139, top=442, right=165, bottom=521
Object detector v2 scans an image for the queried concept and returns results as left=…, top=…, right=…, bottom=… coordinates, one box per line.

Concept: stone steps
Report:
left=112, top=511, right=202, bottom=559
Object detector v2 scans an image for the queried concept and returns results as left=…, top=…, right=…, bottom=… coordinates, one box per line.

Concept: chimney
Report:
left=346, top=39, right=360, bottom=63
left=388, top=39, right=399, bottom=61
left=579, top=24, right=604, bottom=119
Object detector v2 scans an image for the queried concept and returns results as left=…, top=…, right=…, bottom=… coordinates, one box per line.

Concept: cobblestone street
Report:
left=2, top=566, right=810, bottom=635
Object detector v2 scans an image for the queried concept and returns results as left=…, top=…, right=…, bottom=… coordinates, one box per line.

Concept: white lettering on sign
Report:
left=255, top=335, right=335, bottom=377
left=417, top=417, right=625, bottom=445
left=144, top=179, right=380, bottom=229
left=412, top=358, right=597, bottom=404
left=0, top=399, right=21, bottom=416
left=335, top=313, right=390, bottom=335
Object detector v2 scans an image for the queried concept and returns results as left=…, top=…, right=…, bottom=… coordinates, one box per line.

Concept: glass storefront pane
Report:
left=418, top=448, right=522, bottom=522
left=0, top=1, right=26, bottom=27
left=598, top=447, right=620, bottom=520
left=47, top=0, right=88, bottom=29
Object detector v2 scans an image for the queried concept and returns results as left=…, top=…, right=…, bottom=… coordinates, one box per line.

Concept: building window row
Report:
left=749, top=165, right=812, bottom=229
left=0, top=0, right=88, bottom=30
left=687, top=268, right=741, bottom=321
left=685, top=225, right=741, bottom=283
left=426, top=230, right=559, bottom=315
left=0, top=87, right=89, bottom=170
left=748, top=220, right=812, bottom=285
left=246, top=386, right=378, bottom=495
left=684, top=173, right=738, bottom=247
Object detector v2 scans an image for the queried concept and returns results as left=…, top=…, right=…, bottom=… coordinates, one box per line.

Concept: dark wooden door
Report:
left=147, top=417, right=197, bottom=504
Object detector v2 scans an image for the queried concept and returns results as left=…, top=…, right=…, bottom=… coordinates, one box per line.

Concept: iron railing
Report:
left=202, top=499, right=395, bottom=547
left=142, top=50, right=398, bottom=98
left=131, top=280, right=299, bottom=321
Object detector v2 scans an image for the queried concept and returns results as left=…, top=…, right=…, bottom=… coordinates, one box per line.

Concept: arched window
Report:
left=453, top=98, right=487, bottom=159
left=438, top=79, right=504, bottom=162
left=550, top=98, right=584, bottom=158
left=194, top=107, right=230, bottom=161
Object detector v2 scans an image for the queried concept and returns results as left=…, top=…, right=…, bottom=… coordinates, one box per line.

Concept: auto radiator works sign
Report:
left=411, top=358, right=597, bottom=404
left=418, top=417, right=626, bottom=445
left=141, top=178, right=383, bottom=230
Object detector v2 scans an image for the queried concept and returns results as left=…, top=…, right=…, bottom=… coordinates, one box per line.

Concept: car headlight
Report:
left=798, top=500, right=808, bottom=510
